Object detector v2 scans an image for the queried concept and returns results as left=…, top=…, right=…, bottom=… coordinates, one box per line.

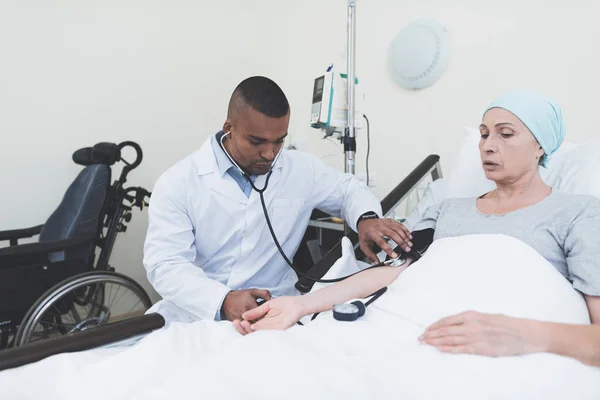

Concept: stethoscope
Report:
left=218, top=131, right=404, bottom=321
left=219, top=131, right=281, bottom=194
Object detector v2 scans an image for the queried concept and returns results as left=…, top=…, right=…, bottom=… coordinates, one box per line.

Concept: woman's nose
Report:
left=482, top=136, right=498, bottom=152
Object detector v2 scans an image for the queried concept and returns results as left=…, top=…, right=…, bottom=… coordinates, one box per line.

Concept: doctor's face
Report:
left=223, top=106, right=290, bottom=176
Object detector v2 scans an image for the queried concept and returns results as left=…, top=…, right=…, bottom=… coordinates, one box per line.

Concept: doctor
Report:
left=143, top=76, right=412, bottom=323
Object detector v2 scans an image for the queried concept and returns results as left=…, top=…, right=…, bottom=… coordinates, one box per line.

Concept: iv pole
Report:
left=345, top=0, right=357, bottom=176
left=344, top=0, right=357, bottom=235
left=294, top=0, right=360, bottom=291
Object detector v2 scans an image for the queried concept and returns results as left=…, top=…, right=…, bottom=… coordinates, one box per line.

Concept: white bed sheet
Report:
left=1, top=234, right=599, bottom=400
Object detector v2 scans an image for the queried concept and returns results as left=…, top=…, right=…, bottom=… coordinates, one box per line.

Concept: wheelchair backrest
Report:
left=39, top=164, right=111, bottom=256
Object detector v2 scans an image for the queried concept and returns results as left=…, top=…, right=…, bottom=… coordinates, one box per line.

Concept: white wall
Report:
left=0, top=0, right=283, bottom=302
left=1, top=0, right=599, bottom=303
left=271, top=0, right=600, bottom=199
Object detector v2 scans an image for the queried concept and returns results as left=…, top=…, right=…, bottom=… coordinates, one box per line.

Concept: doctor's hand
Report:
left=232, top=296, right=305, bottom=335
left=419, top=311, right=540, bottom=357
left=222, top=289, right=272, bottom=322
left=357, top=218, right=413, bottom=263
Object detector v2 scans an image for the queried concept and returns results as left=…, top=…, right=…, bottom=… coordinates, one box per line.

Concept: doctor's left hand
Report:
left=232, top=296, right=305, bottom=335
left=357, top=218, right=413, bottom=263
left=419, top=311, right=541, bottom=357
left=222, top=289, right=272, bottom=322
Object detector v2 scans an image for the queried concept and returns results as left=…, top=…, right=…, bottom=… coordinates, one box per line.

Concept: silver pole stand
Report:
left=345, top=0, right=357, bottom=176
left=345, top=0, right=357, bottom=235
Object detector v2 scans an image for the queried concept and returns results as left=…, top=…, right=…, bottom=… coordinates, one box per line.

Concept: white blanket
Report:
left=2, top=234, right=600, bottom=399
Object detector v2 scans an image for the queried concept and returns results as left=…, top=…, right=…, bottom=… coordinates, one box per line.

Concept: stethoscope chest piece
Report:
left=333, top=301, right=366, bottom=322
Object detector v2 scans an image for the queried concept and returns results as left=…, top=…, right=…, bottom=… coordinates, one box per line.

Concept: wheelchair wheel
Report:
left=14, top=271, right=152, bottom=347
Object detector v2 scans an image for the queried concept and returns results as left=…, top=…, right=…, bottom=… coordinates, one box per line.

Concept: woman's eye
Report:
left=501, top=133, right=514, bottom=138
left=480, top=134, right=489, bottom=139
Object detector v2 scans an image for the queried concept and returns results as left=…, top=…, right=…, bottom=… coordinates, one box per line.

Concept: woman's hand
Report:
left=419, top=311, right=541, bottom=357
left=232, top=296, right=307, bottom=335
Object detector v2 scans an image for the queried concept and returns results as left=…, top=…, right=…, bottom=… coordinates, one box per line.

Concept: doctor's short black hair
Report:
left=228, top=76, right=290, bottom=119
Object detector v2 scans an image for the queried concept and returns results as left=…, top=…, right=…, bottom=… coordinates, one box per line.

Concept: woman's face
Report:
left=479, top=108, right=545, bottom=183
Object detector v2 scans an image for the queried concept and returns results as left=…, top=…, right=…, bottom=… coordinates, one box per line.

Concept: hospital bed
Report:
left=1, top=127, right=599, bottom=399
left=0, top=141, right=153, bottom=351
left=0, top=153, right=442, bottom=372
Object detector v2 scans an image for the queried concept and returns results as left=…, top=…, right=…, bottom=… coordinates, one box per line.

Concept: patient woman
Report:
left=233, top=89, right=600, bottom=367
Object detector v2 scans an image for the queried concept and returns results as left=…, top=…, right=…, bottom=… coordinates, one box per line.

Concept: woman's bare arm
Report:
left=235, top=260, right=413, bottom=333
left=300, top=262, right=412, bottom=315
left=420, top=295, right=600, bottom=367
left=533, top=295, right=600, bottom=367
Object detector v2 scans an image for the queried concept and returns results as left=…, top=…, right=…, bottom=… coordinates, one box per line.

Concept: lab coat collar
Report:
left=212, top=131, right=235, bottom=178
left=195, top=133, right=285, bottom=177
left=195, top=136, right=219, bottom=176
left=194, top=133, right=286, bottom=205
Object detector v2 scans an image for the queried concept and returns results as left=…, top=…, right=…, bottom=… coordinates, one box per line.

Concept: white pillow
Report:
left=539, top=141, right=600, bottom=198
left=445, top=127, right=600, bottom=200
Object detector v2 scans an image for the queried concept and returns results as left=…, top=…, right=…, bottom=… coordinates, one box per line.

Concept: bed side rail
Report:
left=381, top=154, right=442, bottom=216
left=0, top=313, right=165, bottom=372
left=295, top=154, right=442, bottom=293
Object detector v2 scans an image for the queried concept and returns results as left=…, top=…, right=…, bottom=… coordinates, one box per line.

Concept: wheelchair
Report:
left=0, top=141, right=153, bottom=349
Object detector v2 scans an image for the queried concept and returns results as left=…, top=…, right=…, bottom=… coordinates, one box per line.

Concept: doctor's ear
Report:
left=222, top=122, right=232, bottom=134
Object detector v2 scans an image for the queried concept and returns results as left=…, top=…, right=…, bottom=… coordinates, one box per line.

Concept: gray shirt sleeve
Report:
left=412, top=201, right=443, bottom=231
left=564, top=199, right=600, bottom=296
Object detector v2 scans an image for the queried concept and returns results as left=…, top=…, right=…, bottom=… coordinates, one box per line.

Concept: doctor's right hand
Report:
left=222, top=289, right=272, bottom=322
left=232, top=296, right=305, bottom=335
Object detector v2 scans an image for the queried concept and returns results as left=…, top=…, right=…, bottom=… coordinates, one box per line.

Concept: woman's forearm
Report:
left=527, top=295, right=600, bottom=367
left=527, top=320, right=600, bottom=367
left=299, top=262, right=411, bottom=315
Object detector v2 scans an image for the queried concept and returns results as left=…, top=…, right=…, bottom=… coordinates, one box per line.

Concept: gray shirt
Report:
left=413, top=191, right=600, bottom=296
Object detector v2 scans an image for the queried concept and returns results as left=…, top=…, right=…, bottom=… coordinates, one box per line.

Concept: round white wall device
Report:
left=389, top=19, right=451, bottom=90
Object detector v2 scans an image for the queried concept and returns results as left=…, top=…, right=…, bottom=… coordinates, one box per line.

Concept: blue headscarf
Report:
left=483, top=89, right=565, bottom=168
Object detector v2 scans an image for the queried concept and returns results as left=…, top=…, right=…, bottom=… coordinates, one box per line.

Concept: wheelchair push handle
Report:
left=117, top=141, right=143, bottom=172
left=72, top=140, right=143, bottom=173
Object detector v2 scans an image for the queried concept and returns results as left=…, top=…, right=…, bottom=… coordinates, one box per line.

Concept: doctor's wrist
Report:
left=219, top=290, right=232, bottom=321
left=356, top=211, right=380, bottom=229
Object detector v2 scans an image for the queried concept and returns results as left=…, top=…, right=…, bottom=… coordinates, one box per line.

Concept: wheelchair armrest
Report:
left=295, top=154, right=442, bottom=293
left=0, top=235, right=94, bottom=266
left=0, top=224, right=44, bottom=246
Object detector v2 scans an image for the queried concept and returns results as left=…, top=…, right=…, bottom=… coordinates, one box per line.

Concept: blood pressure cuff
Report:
left=386, top=228, right=435, bottom=263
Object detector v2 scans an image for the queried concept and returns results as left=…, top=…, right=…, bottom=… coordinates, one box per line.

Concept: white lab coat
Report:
left=143, top=135, right=382, bottom=322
